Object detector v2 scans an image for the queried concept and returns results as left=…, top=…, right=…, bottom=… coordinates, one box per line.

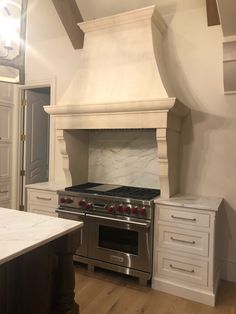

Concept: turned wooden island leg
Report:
left=52, top=230, right=82, bottom=314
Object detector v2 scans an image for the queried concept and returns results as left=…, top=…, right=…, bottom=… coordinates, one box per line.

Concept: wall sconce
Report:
left=0, top=0, right=28, bottom=84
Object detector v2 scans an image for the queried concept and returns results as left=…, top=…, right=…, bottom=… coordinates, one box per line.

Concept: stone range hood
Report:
left=44, top=6, right=189, bottom=198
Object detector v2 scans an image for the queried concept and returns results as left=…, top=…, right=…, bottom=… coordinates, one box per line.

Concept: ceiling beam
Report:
left=52, top=0, right=84, bottom=49
left=206, top=0, right=220, bottom=26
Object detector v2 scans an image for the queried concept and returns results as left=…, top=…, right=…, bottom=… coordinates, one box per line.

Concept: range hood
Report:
left=44, top=6, right=189, bottom=198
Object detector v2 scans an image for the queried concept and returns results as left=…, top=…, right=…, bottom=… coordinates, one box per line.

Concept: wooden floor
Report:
left=74, top=264, right=236, bottom=314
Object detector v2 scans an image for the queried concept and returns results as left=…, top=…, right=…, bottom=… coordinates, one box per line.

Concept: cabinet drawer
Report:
left=28, top=190, right=58, bottom=206
left=158, top=207, right=210, bottom=228
left=0, top=182, right=10, bottom=201
left=0, top=201, right=10, bottom=209
left=158, top=225, right=209, bottom=257
left=157, top=252, right=208, bottom=286
left=28, top=203, right=58, bottom=217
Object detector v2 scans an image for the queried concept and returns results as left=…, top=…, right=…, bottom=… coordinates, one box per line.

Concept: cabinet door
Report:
left=0, top=105, right=11, bottom=142
left=0, top=145, right=10, bottom=178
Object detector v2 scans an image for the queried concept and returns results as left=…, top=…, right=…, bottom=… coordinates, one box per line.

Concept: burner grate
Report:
left=65, top=183, right=160, bottom=201
left=106, top=186, right=160, bottom=200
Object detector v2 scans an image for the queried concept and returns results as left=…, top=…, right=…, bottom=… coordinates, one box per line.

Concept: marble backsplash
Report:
left=88, top=129, right=160, bottom=189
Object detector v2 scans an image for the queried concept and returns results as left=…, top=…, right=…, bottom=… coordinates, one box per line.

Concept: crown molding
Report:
left=78, top=5, right=167, bottom=34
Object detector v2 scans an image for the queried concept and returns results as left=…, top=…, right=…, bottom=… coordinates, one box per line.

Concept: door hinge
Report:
left=20, top=170, right=25, bottom=177
left=22, top=99, right=27, bottom=106
left=21, top=134, right=26, bottom=141
left=19, top=205, right=25, bottom=211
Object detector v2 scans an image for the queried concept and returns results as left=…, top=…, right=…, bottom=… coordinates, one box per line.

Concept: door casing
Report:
left=15, top=78, right=56, bottom=210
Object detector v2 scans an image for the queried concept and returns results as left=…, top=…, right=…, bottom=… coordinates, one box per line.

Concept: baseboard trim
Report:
left=152, top=277, right=216, bottom=306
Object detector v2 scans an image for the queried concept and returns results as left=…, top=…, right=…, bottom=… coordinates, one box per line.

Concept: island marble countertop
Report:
left=0, top=208, right=83, bottom=265
left=25, top=181, right=67, bottom=192
left=154, top=194, right=223, bottom=211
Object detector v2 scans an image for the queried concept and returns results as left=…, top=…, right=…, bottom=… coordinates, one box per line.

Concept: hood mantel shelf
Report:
left=44, top=6, right=190, bottom=198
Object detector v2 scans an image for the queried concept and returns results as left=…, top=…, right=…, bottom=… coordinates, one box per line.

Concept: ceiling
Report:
left=75, top=0, right=203, bottom=20
left=27, top=0, right=205, bottom=43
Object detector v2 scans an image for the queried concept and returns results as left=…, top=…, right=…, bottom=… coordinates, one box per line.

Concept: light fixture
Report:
left=0, top=0, right=28, bottom=84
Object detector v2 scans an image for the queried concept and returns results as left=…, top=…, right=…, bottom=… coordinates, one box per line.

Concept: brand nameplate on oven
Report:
left=110, top=255, right=124, bottom=263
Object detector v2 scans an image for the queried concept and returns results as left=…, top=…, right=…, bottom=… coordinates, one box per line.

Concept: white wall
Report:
left=25, top=0, right=236, bottom=281
left=163, top=0, right=236, bottom=282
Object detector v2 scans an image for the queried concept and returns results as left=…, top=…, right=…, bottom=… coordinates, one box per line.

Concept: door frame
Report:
left=15, top=78, right=56, bottom=209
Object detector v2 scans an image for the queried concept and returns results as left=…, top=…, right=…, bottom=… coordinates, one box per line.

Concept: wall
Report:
left=25, top=0, right=236, bottom=281
left=163, top=0, right=236, bottom=281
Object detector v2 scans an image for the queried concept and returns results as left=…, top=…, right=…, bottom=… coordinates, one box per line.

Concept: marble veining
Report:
left=88, top=130, right=160, bottom=189
left=0, top=208, right=83, bottom=265
left=25, top=181, right=66, bottom=192
left=155, top=194, right=223, bottom=211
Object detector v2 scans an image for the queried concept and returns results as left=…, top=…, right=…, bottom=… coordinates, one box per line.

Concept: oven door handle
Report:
left=56, top=208, right=86, bottom=217
left=86, top=213, right=150, bottom=228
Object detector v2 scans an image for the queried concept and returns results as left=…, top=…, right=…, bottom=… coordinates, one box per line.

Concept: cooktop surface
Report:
left=65, top=182, right=160, bottom=200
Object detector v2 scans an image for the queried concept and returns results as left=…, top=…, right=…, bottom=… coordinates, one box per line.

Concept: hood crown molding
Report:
left=44, top=98, right=188, bottom=118
left=78, top=5, right=167, bottom=34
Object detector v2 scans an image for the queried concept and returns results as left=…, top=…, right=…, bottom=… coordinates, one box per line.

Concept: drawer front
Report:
left=0, top=201, right=10, bottom=209
left=0, top=182, right=10, bottom=201
left=28, top=203, right=58, bottom=217
left=158, top=225, right=209, bottom=257
left=158, top=252, right=208, bottom=286
left=158, top=207, right=210, bottom=228
left=28, top=190, right=58, bottom=206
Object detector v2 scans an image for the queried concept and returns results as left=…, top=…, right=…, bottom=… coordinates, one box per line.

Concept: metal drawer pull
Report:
left=171, top=215, right=197, bottom=222
left=170, top=264, right=195, bottom=273
left=170, top=237, right=196, bottom=245
left=0, top=190, right=8, bottom=193
left=36, top=196, right=52, bottom=201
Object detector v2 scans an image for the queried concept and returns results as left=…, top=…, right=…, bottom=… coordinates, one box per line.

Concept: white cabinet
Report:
left=0, top=105, right=11, bottom=142
left=152, top=196, right=222, bottom=306
left=0, top=145, right=11, bottom=178
left=26, top=182, right=66, bottom=217
left=0, top=101, right=12, bottom=209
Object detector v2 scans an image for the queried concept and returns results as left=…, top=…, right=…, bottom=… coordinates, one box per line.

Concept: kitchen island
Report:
left=0, top=208, right=83, bottom=314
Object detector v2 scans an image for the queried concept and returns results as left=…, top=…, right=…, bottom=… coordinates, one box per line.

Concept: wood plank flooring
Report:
left=74, top=264, right=236, bottom=314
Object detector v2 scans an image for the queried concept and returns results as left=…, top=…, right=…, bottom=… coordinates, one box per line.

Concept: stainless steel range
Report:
left=57, top=182, right=160, bottom=285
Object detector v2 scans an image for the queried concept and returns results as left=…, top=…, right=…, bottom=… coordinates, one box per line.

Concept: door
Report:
left=24, top=88, right=50, bottom=185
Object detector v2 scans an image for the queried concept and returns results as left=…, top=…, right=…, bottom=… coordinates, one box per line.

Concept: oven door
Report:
left=87, top=214, right=152, bottom=273
left=56, top=208, right=88, bottom=257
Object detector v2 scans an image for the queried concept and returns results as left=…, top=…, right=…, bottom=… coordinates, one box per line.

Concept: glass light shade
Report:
left=0, top=0, right=27, bottom=84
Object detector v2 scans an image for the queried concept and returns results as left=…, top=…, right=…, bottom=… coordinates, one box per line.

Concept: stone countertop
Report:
left=0, top=208, right=83, bottom=265
left=25, top=181, right=67, bottom=192
left=154, top=194, right=223, bottom=212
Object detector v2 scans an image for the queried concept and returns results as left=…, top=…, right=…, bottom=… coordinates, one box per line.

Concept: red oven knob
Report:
left=131, top=206, right=138, bottom=214
left=124, top=206, right=131, bottom=213
left=118, top=205, right=124, bottom=212
left=140, top=207, right=146, bottom=215
left=107, top=205, right=114, bottom=213
left=86, top=203, right=92, bottom=210
left=60, top=197, right=66, bottom=203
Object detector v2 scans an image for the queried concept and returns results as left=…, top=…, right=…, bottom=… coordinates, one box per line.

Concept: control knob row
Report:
left=79, top=200, right=92, bottom=210
left=107, top=205, right=146, bottom=215
left=60, top=197, right=73, bottom=204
